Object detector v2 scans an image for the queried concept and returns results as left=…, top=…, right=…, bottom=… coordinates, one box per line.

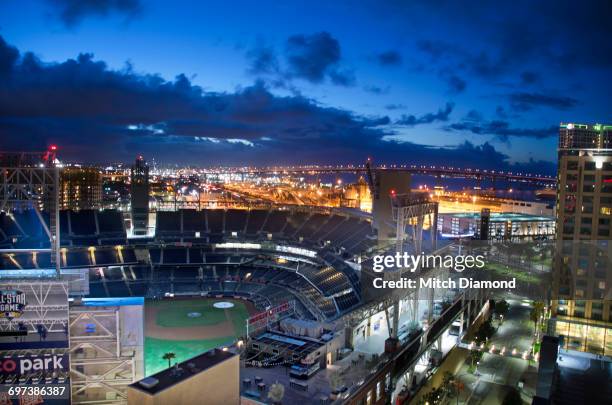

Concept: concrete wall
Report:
left=372, top=171, right=411, bottom=241
left=127, top=355, right=240, bottom=405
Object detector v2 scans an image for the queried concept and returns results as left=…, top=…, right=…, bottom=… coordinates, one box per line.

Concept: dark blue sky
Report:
left=0, top=0, right=610, bottom=174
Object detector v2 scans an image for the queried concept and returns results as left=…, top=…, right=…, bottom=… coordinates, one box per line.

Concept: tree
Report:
left=475, top=319, right=495, bottom=345
left=328, top=370, right=344, bottom=392
left=162, top=352, right=176, bottom=368
left=494, top=300, right=510, bottom=322
left=468, top=349, right=483, bottom=368
left=267, top=381, right=285, bottom=405
left=502, top=387, right=522, bottom=405
left=441, top=371, right=457, bottom=397
left=423, top=387, right=443, bottom=404
left=523, top=243, right=536, bottom=269
left=530, top=301, right=545, bottom=335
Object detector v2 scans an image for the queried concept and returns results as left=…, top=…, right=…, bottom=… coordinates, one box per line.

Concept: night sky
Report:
left=0, top=0, right=610, bottom=174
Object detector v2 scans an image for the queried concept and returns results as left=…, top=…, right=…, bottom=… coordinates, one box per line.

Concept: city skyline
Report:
left=1, top=1, right=611, bottom=174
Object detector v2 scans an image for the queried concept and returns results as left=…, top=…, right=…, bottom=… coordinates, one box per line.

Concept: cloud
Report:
left=444, top=74, right=466, bottom=93
left=0, top=35, right=377, bottom=161
left=520, top=71, right=540, bottom=85
left=0, top=36, right=19, bottom=76
left=375, top=51, right=402, bottom=66
left=417, top=39, right=506, bottom=79
left=0, top=36, right=556, bottom=174
left=508, top=92, right=578, bottom=111
left=412, top=0, right=612, bottom=72
left=495, top=106, right=508, bottom=119
left=396, top=102, right=455, bottom=126
left=385, top=104, right=406, bottom=110
left=246, top=44, right=279, bottom=75
left=246, top=32, right=355, bottom=87
left=414, top=43, right=471, bottom=92
left=284, top=32, right=354, bottom=86
left=363, top=85, right=390, bottom=95
left=329, top=68, right=356, bottom=86
left=45, top=0, right=142, bottom=27
left=446, top=113, right=557, bottom=141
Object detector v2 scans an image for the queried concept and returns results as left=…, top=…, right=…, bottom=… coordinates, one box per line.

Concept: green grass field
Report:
left=144, top=299, right=250, bottom=375
left=152, top=299, right=238, bottom=328
left=485, top=262, right=540, bottom=283
left=145, top=336, right=236, bottom=375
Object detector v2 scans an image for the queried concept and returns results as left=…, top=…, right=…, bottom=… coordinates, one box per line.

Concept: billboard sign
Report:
left=0, top=353, right=69, bottom=375
left=0, top=290, right=27, bottom=320
left=0, top=282, right=69, bottom=350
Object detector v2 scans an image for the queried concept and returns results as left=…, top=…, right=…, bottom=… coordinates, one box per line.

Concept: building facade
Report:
left=437, top=211, right=555, bottom=240
left=130, top=156, right=150, bottom=236
left=127, top=349, right=239, bottom=405
left=60, top=166, right=103, bottom=210
left=550, top=123, right=612, bottom=356
left=70, top=297, right=145, bottom=404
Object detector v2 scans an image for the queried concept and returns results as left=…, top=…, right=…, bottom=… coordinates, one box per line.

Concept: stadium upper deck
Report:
left=0, top=208, right=377, bottom=320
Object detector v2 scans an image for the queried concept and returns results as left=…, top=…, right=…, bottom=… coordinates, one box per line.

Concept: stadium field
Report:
left=144, top=297, right=254, bottom=375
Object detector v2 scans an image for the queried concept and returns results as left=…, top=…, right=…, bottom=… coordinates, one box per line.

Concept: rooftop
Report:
left=129, top=348, right=237, bottom=395
left=446, top=212, right=554, bottom=222
left=560, top=123, right=612, bottom=131
left=253, top=331, right=324, bottom=354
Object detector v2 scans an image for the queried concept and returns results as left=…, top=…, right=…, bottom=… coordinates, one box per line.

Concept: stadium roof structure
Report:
left=253, top=331, right=324, bottom=357
left=447, top=212, right=554, bottom=222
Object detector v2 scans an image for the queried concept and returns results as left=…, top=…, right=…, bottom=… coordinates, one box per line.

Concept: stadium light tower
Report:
left=365, top=158, right=439, bottom=352
left=0, top=147, right=61, bottom=275
left=389, top=191, right=438, bottom=340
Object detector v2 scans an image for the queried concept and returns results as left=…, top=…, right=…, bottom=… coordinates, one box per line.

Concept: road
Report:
left=411, top=299, right=539, bottom=404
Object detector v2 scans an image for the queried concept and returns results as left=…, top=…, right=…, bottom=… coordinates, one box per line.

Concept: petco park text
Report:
left=0, top=354, right=67, bottom=375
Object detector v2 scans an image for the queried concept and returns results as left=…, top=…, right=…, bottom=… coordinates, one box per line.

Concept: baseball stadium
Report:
left=0, top=156, right=489, bottom=404
left=1, top=207, right=373, bottom=371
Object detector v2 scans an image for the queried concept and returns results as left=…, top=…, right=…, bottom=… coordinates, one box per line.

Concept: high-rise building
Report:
left=130, top=156, right=149, bottom=236
left=60, top=166, right=103, bottom=210
left=550, top=123, right=612, bottom=356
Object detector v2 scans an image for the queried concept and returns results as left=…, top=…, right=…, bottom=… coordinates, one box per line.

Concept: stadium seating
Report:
left=245, top=210, right=268, bottom=234
left=1, top=207, right=377, bottom=320
left=225, top=209, right=248, bottom=233
left=181, top=210, right=206, bottom=233
left=261, top=210, right=288, bottom=234
left=206, top=210, right=224, bottom=233
left=156, top=211, right=181, bottom=233
left=295, top=213, right=328, bottom=240
left=98, top=210, right=124, bottom=234
left=70, top=210, right=97, bottom=235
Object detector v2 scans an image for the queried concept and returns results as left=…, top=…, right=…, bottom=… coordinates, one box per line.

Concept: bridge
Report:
left=210, top=164, right=556, bottom=185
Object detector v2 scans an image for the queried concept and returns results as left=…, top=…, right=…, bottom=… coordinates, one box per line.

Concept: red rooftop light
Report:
left=49, top=145, right=57, bottom=151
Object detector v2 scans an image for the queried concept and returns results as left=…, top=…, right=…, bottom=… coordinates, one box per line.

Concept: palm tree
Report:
left=162, top=352, right=176, bottom=368
left=267, top=381, right=285, bottom=405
